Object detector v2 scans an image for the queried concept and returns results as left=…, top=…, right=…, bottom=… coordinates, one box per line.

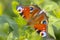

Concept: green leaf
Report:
left=12, top=1, right=19, bottom=16
left=48, top=15, right=56, bottom=39
left=48, top=24, right=56, bottom=39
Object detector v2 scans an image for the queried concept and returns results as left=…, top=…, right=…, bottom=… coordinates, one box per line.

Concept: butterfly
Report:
left=16, top=5, right=48, bottom=37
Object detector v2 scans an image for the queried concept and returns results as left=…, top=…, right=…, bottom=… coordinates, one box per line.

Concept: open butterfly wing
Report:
left=17, top=5, right=48, bottom=37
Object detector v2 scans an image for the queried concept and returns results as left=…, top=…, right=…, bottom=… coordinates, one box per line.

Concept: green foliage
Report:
left=32, top=0, right=44, bottom=5
left=0, top=0, right=60, bottom=40
left=53, top=8, right=60, bottom=18
left=12, top=1, right=19, bottom=16
left=0, top=2, right=4, bottom=16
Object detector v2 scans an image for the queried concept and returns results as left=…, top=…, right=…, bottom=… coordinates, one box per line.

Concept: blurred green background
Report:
left=0, top=0, right=60, bottom=40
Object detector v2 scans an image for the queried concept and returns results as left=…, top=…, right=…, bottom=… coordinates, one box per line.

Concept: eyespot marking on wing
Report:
left=17, top=6, right=23, bottom=13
